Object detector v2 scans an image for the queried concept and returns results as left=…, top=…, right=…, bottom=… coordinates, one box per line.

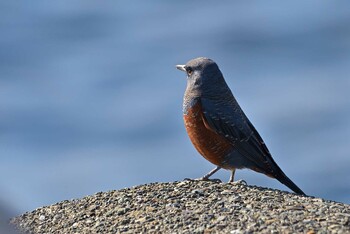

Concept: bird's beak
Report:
left=176, top=64, right=186, bottom=72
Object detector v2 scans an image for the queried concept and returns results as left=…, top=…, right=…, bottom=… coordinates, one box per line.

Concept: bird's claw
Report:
left=229, top=179, right=247, bottom=185
left=184, top=177, right=222, bottom=183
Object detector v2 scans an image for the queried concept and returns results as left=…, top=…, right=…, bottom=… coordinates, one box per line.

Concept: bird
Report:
left=176, top=57, right=305, bottom=195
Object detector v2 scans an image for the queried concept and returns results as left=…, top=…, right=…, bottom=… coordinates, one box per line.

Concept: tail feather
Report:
left=276, top=170, right=305, bottom=195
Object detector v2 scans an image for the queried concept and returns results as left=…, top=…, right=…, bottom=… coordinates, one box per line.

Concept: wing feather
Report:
left=200, top=97, right=275, bottom=175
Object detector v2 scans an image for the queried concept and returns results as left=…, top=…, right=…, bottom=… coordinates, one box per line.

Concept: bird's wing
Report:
left=200, top=97, right=276, bottom=175
left=201, top=97, right=306, bottom=195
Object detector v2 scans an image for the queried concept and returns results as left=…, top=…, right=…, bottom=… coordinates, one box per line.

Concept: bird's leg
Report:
left=228, top=169, right=247, bottom=185
left=228, top=169, right=236, bottom=183
left=184, top=166, right=222, bottom=182
left=200, top=166, right=221, bottom=180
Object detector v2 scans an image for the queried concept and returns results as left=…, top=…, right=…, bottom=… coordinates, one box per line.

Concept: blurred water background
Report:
left=1, top=1, right=350, bottom=217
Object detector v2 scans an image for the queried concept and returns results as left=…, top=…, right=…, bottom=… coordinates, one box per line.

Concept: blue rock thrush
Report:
left=176, top=57, right=305, bottom=195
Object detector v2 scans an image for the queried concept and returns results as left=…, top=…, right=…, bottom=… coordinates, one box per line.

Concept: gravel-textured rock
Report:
left=11, top=180, right=350, bottom=233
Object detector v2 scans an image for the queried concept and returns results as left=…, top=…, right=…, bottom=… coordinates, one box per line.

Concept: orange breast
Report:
left=183, top=101, right=233, bottom=168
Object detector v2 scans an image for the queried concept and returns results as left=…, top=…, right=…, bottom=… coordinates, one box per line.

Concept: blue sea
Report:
left=1, top=1, right=350, bottom=217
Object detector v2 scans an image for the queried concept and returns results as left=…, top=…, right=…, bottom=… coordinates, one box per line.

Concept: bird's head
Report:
left=176, top=57, right=227, bottom=97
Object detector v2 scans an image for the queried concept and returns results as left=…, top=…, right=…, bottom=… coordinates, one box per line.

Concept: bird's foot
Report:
left=184, top=166, right=222, bottom=183
left=184, top=177, right=222, bottom=183
left=202, top=178, right=222, bottom=183
left=228, top=179, right=247, bottom=185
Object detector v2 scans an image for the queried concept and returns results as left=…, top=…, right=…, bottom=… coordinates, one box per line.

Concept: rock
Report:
left=10, top=180, right=350, bottom=233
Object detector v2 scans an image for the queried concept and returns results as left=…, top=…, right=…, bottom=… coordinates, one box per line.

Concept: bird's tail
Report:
left=275, top=169, right=305, bottom=195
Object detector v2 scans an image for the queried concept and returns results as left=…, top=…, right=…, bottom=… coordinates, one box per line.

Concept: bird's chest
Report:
left=183, top=100, right=232, bottom=167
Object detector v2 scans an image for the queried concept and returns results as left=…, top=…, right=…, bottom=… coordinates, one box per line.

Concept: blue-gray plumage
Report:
left=176, top=57, right=305, bottom=195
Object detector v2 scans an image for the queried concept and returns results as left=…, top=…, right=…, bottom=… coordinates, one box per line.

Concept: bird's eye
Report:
left=186, top=67, right=193, bottom=76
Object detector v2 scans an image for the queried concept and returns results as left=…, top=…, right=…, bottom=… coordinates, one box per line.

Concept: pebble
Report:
left=10, top=180, right=350, bottom=233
